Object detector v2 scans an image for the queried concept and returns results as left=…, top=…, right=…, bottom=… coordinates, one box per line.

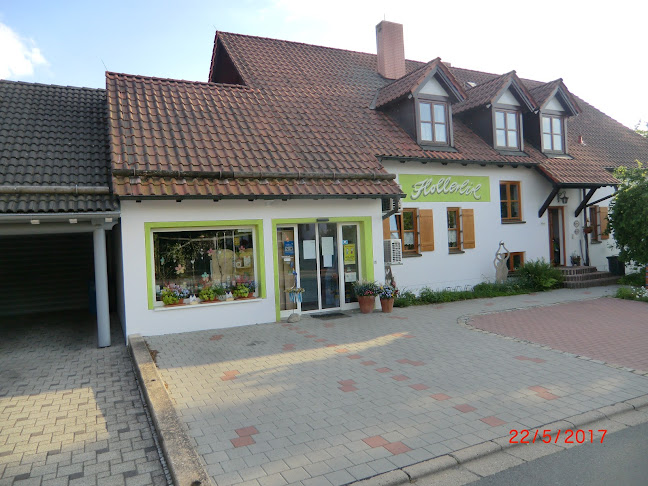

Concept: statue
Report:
left=493, top=241, right=511, bottom=284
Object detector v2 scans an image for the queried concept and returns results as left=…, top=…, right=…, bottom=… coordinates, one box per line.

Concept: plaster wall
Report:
left=118, top=198, right=383, bottom=336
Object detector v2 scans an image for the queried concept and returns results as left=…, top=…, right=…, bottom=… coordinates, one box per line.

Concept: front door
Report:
left=548, top=207, right=565, bottom=266
left=277, top=222, right=360, bottom=317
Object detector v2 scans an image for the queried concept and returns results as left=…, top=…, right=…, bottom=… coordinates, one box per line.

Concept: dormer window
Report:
left=419, top=100, right=448, bottom=144
left=495, top=110, right=520, bottom=149
left=542, top=115, right=564, bottom=152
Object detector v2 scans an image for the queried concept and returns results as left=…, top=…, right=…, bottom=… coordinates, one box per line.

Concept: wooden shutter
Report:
left=382, top=218, right=391, bottom=240
left=462, top=209, right=476, bottom=249
left=600, top=206, right=609, bottom=240
left=419, top=209, right=435, bottom=252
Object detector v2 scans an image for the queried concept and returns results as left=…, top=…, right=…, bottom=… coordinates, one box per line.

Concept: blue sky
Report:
left=1, top=0, right=646, bottom=130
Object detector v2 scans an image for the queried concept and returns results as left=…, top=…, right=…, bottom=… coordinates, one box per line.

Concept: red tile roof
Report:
left=106, top=31, right=648, bottom=198
left=452, top=71, right=536, bottom=114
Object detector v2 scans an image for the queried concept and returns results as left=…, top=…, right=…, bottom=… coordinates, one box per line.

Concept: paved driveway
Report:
left=0, top=312, right=168, bottom=486
left=470, top=298, right=648, bottom=373
left=145, top=287, right=648, bottom=486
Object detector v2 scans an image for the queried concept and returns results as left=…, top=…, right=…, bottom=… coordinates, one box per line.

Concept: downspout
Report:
left=582, top=188, right=590, bottom=266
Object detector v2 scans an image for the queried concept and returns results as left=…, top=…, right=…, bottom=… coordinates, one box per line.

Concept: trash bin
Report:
left=606, top=255, right=625, bottom=276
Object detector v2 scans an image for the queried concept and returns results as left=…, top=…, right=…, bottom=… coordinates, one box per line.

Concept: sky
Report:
left=1, top=0, right=646, bottom=129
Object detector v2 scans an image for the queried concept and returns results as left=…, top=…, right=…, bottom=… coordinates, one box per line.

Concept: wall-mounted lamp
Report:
left=557, top=191, right=569, bottom=204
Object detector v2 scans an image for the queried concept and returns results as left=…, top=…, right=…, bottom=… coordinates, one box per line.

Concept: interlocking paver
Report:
left=0, top=312, right=168, bottom=486
left=145, top=286, right=648, bottom=486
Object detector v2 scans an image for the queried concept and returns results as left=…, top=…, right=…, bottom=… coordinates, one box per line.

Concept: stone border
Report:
left=350, top=394, right=648, bottom=485
left=129, top=334, right=214, bottom=486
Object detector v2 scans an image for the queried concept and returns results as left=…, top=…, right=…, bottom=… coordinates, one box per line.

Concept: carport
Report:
left=0, top=80, right=120, bottom=347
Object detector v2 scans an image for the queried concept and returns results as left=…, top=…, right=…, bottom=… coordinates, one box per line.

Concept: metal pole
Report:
left=93, top=226, right=111, bottom=348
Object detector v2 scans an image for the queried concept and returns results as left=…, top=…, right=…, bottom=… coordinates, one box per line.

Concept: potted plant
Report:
left=378, top=284, right=398, bottom=313
left=570, top=252, right=581, bottom=266
left=285, top=286, right=305, bottom=303
left=212, top=284, right=227, bottom=301
left=198, top=285, right=217, bottom=303
left=161, top=284, right=190, bottom=306
left=353, top=281, right=379, bottom=314
left=233, top=284, right=250, bottom=299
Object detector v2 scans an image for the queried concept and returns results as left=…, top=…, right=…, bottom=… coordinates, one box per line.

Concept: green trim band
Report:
left=144, top=219, right=265, bottom=310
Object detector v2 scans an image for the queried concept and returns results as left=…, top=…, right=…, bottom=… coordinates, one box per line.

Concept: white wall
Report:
left=119, top=198, right=383, bottom=337
left=113, top=223, right=126, bottom=339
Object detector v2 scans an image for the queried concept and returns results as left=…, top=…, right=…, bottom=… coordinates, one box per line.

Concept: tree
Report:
left=607, top=164, right=648, bottom=265
left=635, top=119, right=648, bottom=138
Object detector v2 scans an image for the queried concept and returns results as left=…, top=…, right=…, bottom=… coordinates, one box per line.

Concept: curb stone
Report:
left=129, top=334, right=214, bottom=486
left=347, top=394, right=648, bottom=485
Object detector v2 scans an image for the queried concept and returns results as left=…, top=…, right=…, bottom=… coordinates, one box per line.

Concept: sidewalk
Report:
left=145, top=286, right=648, bottom=486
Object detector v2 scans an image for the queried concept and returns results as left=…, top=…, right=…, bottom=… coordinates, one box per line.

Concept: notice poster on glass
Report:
left=323, top=255, right=333, bottom=267
left=321, top=237, right=334, bottom=256
left=303, top=240, right=316, bottom=260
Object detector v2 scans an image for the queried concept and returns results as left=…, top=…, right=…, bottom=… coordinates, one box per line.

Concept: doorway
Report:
left=276, top=222, right=360, bottom=317
left=548, top=207, right=565, bottom=266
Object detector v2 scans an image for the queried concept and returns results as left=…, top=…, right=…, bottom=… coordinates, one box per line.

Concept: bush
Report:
left=618, top=272, right=645, bottom=287
left=394, top=290, right=417, bottom=307
left=615, top=286, right=648, bottom=303
left=517, top=258, right=564, bottom=291
left=393, top=281, right=531, bottom=307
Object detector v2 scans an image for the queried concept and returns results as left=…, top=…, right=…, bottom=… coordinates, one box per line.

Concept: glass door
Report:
left=340, top=224, right=360, bottom=307
left=298, top=223, right=319, bottom=311
left=277, top=226, right=300, bottom=318
left=318, top=223, right=339, bottom=309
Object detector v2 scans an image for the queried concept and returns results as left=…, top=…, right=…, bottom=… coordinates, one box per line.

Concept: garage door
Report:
left=0, top=233, right=94, bottom=316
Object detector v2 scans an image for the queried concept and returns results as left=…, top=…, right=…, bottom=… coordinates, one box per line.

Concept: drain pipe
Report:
left=582, top=189, right=590, bottom=266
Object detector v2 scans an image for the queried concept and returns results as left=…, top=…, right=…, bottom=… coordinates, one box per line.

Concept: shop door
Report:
left=548, top=207, right=565, bottom=266
left=278, top=222, right=359, bottom=316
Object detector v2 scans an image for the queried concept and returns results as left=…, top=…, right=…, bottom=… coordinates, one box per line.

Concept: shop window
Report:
left=588, top=206, right=609, bottom=242
left=506, top=252, right=525, bottom=272
left=152, top=227, right=257, bottom=306
left=500, top=181, right=522, bottom=221
left=382, top=209, right=435, bottom=254
left=447, top=207, right=475, bottom=252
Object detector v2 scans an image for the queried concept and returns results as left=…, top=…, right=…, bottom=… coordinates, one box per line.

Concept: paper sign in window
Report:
left=302, top=240, right=316, bottom=260
left=343, top=244, right=356, bottom=264
left=321, top=237, right=334, bottom=256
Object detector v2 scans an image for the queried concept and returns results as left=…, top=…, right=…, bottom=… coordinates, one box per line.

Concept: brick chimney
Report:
left=376, top=21, right=406, bottom=80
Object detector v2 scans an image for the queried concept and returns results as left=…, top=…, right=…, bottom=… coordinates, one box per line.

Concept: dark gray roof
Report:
left=0, top=80, right=117, bottom=213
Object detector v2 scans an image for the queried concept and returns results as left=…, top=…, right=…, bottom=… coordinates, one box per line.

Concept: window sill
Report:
left=418, top=144, right=458, bottom=153
left=495, top=149, right=528, bottom=157
left=544, top=153, right=573, bottom=159
left=403, top=253, right=423, bottom=258
left=448, top=249, right=465, bottom=254
left=153, top=297, right=262, bottom=311
left=501, top=220, right=526, bottom=224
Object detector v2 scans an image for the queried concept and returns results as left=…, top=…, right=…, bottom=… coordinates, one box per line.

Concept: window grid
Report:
left=542, top=115, right=563, bottom=152
left=495, top=110, right=519, bottom=149
left=419, top=101, right=448, bottom=144
left=500, top=181, right=522, bottom=221
left=447, top=207, right=461, bottom=250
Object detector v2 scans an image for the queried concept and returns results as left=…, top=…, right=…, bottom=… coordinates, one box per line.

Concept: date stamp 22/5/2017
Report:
left=510, top=429, right=607, bottom=444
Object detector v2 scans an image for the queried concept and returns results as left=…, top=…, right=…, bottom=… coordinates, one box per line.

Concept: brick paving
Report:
left=0, top=312, right=168, bottom=486
left=470, top=298, right=648, bottom=372
left=145, top=287, right=648, bottom=486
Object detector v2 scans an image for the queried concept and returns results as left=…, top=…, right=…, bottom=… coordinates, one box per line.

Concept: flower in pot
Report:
left=378, top=284, right=398, bottom=313
left=352, top=280, right=379, bottom=314
left=285, top=286, right=305, bottom=303
left=212, top=284, right=227, bottom=301
left=570, top=252, right=581, bottom=266
left=161, top=284, right=190, bottom=306
left=233, top=284, right=250, bottom=299
left=198, top=286, right=216, bottom=303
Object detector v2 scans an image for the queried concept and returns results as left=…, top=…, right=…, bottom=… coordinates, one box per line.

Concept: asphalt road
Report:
left=471, top=421, right=648, bottom=486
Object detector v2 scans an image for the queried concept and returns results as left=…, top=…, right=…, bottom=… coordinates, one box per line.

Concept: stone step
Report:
left=563, top=271, right=615, bottom=283
left=558, top=266, right=599, bottom=276
left=563, top=276, right=619, bottom=289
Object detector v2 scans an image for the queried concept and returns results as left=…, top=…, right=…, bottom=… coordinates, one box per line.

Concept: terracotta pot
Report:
left=380, top=298, right=394, bottom=313
left=583, top=226, right=594, bottom=234
left=357, top=295, right=376, bottom=314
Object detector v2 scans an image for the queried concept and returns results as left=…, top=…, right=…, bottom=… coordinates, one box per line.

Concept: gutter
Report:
left=378, top=155, right=536, bottom=168
left=0, top=211, right=120, bottom=223
left=0, top=185, right=111, bottom=195
left=113, top=169, right=397, bottom=181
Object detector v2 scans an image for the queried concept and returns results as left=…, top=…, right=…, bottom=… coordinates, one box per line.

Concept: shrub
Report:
left=394, top=290, right=417, bottom=307
left=615, top=286, right=648, bottom=302
left=618, top=272, right=644, bottom=287
left=517, top=258, right=564, bottom=291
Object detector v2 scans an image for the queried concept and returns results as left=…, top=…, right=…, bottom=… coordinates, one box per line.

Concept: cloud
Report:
left=0, top=23, right=47, bottom=79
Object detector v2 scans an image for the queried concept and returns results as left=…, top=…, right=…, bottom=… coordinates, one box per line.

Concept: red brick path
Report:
left=470, top=298, right=648, bottom=371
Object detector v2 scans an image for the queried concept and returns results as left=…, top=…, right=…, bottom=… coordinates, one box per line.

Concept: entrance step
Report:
left=559, top=266, right=619, bottom=288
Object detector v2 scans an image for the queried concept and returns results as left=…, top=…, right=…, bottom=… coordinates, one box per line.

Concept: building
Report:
left=2, top=22, right=648, bottom=341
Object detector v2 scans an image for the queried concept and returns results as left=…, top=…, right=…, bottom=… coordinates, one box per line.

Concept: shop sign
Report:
left=399, top=174, right=490, bottom=202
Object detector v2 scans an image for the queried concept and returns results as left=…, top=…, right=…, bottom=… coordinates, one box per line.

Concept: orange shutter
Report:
left=419, top=209, right=435, bottom=252
left=382, top=218, right=391, bottom=239
left=600, top=206, right=609, bottom=240
left=462, top=209, right=476, bottom=249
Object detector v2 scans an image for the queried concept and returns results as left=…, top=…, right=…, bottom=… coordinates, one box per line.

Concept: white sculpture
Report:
left=493, top=241, right=511, bottom=284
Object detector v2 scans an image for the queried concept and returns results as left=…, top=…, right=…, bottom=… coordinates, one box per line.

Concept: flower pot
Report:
left=357, top=295, right=376, bottom=314
left=583, top=226, right=594, bottom=234
left=380, top=298, right=394, bottom=313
